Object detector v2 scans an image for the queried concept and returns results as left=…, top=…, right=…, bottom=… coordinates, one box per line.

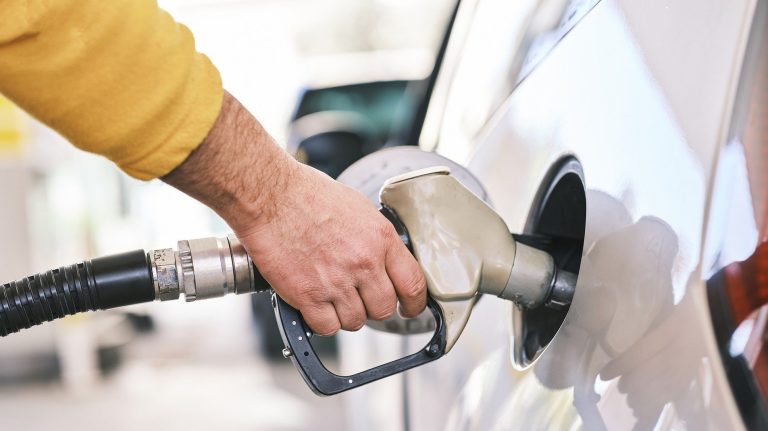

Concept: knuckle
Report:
left=375, top=221, right=397, bottom=243
left=353, top=250, right=377, bottom=272
left=400, top=270, right=426, bottom=299
left=299, top=305, right=323, bottom=322
left=302, top=286, right=326, bottom=304
left=328, top=273, right=351, bottom=295
left=346, top=313, right=367, bottom=331
left=314, top=319, right=341, bottom=336
left=362, top=282, right=397, bottom=321
left=317, top=323, right=341, bottom=336
left=368, top=302, right=396, bottom=321
left=302, top=306, right=339, bottom=336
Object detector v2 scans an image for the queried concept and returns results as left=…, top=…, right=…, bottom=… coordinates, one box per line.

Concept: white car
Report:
left=326, top=0, right=768, bottom=429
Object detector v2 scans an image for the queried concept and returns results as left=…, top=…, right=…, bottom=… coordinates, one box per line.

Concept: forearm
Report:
left=164, top=91, right=426, bottom=335
left=162, top=91, right=296, bottom=234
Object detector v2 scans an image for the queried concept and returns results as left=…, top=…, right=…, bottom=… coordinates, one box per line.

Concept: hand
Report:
left=163, top=91, right=427, bottom=335
left=238, top=163, right=426, bottom=335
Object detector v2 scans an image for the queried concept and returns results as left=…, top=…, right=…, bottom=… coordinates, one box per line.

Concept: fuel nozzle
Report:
left=379, top=167, right=576, bottom=351
left=147, top=166, right=579, bottom=314
left=148, top=167, right=577, bottom=395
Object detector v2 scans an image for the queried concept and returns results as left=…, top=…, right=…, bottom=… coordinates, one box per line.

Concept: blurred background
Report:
left=0, top=1, right=454, bottom=429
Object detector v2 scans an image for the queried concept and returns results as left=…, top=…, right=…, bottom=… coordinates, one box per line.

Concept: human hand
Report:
left=163, top=91, right=426, bottom=335
left=238, top=163, right=426, bottom=335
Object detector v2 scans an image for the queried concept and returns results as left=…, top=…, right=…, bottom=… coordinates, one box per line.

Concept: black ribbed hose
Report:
left=0, top=250, right=155, bottom=337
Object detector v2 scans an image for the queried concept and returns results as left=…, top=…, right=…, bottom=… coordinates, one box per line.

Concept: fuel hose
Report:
left=0, top=235, right=269, bottom=338
left=0, top=250, right=154, bottom=337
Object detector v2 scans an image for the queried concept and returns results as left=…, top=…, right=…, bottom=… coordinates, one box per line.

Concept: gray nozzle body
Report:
left=378, top=168, right=577, bottom=352
left=380, top=167, right=575, bottom=310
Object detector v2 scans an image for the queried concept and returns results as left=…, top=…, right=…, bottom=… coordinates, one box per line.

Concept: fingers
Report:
left=358, top=274, right=398, bottom=321
left=301, top=302, right=341, bottom=336
left=299, top=274, right=399, bottom=335
left=385, top=241, right=427, bottom=318
left=333, top=292, right=367, bottom=331
left=300, top=287, right=369, bottom=335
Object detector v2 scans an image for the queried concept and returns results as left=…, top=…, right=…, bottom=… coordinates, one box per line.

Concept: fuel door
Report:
left=511, top=158, right=586, bottom=369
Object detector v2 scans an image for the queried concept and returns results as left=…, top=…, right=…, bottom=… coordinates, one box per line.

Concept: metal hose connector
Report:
left=149, top=235, right=270, bottom=303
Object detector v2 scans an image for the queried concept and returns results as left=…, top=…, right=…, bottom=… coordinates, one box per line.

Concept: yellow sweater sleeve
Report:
left=0, top=0, right=223, bottom=180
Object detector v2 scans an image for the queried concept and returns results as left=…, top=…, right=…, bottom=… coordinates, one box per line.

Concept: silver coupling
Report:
left=149, top=235, right=260, bottom=302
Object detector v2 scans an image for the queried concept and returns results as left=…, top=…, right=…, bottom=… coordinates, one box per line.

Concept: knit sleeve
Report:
left=0, top=0, right=223, bottom=179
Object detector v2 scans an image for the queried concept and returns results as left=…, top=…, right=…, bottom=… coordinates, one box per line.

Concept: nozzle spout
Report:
left=547, top=268, right=577, bottom=310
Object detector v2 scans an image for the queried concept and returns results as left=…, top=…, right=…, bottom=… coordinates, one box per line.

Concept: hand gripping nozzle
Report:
left=271, top=167, right=576, bottom=395
left=144, top=168, right=576, bottom=396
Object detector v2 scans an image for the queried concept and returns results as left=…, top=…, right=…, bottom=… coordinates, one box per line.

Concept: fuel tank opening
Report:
left=511, top=157, right=586, bottom=369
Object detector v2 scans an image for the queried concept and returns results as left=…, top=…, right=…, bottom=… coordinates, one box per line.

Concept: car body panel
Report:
left=341, top=0, right=758, bottom=429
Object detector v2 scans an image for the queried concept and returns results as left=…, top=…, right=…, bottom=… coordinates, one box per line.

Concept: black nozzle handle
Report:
left=272, top=293, right=446, bottom=396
